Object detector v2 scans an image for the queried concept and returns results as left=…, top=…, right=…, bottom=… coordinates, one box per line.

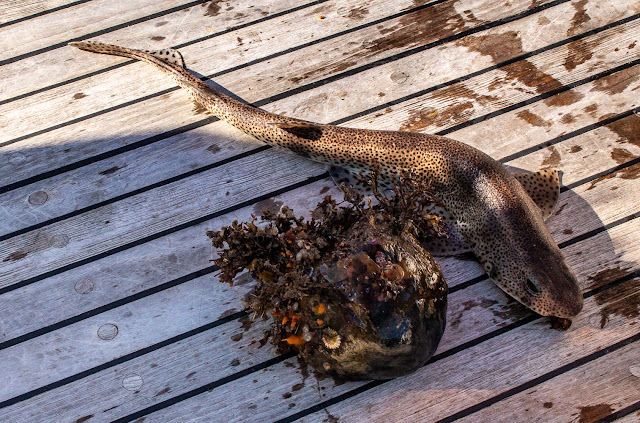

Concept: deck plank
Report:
left=1, top=0, right=639, bottom=421
left=0, top=0, right=207, bottom=61
left=455, top=341, right=640, bottom=422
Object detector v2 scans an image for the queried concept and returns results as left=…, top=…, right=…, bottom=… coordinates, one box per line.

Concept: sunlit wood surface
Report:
left=0, top=0, right=639, bottom=421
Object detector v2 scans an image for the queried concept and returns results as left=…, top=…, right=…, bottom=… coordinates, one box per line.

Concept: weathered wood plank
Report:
left=0, top=0, right=404, bottom=103
left=3, top=210, right=637, bottom=422
left=1, top=17, right=636, bottom=283
left=454, top=342, right=640, bottom=423
left=0, top=0, right=215, bottom=60
left=2, top=57, right=638, bottom=237
left=0, top=0, right=84, bottom=25
left=1, top=0, right=636, bottom=234
left=0, top=96, right=636, bottom=345
left=0, top=0, right=575, bottom=184
left=117, top=236, right=640, bottom=422
left=0, top=149, right=326, bottom=285
left=1, top=145, right=637, bottom=416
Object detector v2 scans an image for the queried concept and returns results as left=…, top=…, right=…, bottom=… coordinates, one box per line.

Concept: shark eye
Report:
left=525, top=278, right=541, bottom=296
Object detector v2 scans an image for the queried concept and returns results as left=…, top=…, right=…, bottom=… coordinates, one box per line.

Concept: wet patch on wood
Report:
left=576, top=403, right=613, bottom=423
left=291, top=2, right=482, bottom=85
left=593, top=66, right=639, bottom=95
left=517, top=109, right=551, bottom=127
left=564, top=39, right=593, bottom=71
left=457, top=30, right=584, bottom=106
left=607, top=113, right=640, bottom=148
left=99, top=166, right=123, bottom=176
left=203, top=0, right=224, bottom=17
left=568, top=0, right=591, bottom=37
left=541, top=146, right=561, bottom=168
left=253, top=197, right=284, bottom=215
left=590, top=269, right=640, bottom=328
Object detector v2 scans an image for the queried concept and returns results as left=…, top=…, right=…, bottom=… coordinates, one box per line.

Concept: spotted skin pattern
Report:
left=69, top=41, right=583, bottom=318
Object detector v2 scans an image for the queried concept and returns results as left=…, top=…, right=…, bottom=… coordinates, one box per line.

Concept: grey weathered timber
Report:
left=1, top=0, right=639, bottom=422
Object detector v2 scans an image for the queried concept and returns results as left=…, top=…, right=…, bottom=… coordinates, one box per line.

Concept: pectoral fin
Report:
left=420, top=205, right=472, bottom=256
left=512, top=169, right=560, bottom=220
left=268, top=121, right=324, bottom=140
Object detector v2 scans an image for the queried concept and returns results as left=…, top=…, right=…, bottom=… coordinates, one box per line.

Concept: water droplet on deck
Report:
left=98, top=323, right=118, bottom=340
left=74, top=279, right=94, bottom=294
left=28, top=191, right=48, bottom=205
left=122, top=374, right=144, bottom=391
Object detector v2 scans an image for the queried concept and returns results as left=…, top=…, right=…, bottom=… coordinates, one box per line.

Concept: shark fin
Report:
left=268, top=121, right=324, bottom=140
left=512, top=169, right=560, bottom=220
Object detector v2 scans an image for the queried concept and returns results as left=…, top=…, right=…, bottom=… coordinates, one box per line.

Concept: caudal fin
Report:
left=69, top=41, right=185, bottom=68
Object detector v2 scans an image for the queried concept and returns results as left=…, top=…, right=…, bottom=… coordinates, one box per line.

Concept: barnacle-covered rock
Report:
left=208, top=174, right=447, bottom=380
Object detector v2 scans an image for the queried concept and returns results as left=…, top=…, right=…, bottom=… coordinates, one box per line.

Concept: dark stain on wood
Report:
left=563, top=229, right=573, bottom=234
left=611, top=148, right=637, bottom=165
left=517, top=110, right=550, bottom=127
left=570, top=145, right=582, bottom=153
left=577, top=404, right=613, bottom=423
left=3, top=251, right=27, bottom=262
left=401, top=102, right=472, bottom=131
left=587, top=267, right=629, bottom=292
left=554, top=202, right=567, bottom=216
left=593, top=66, right=639, bottom=95
left=75, top=416, right=94, bottom=423
left=204, top=0, right=223, bottom=17
left=319, top=186, right=330, bottom=194
left=456, top=31, right=522, bottom=63
left=293, top=2, right=481, bottom=85
left=282, top=392, right=292, bottom=399
left=564, top=39, right=593, bottom=71
left=544, top=89, right=584, bottom=107
left=217, top=308, right=239, bottom=319
left=449, top=298, right=499, bottom=329
left=99, top=166, right=123, bottom=176
left=561, top=113, right=576, bottom=124
left=588, top=161, right=640, bottom=190
left=207, top=144, right=221, bottom=154
left=73, top=92, right=87, bottom=100
left=606, top=113, right=640, bottom=147
left=253, top=198, right=284, bottom=216
left=154, top=387, right=171, bottom=397
left=156, top=21, right=168, bottom=27
left=151, top=36, right=166, bottom=41
left=543, top=402, right=553, bottom=409
left=186, top=371, right=197, bottom=378
left=292, top=382, right=304, bottom=391
left=132, top=417, right=146, bottom=423
left=239, top=313, right=254, bottom=331
left=230, top=358, right=241, bottom=366
left=458, top=30, right=584, bottom=106
left=541, top=146, right=561, bottom=168
left=193, top=101, right=210, bottom=115
left=231, top=333, right=243, bottom=341
left=347, top=7, right=369, bottom=20
left=583, top=104, right=598, bottom=115
left=568, top=0, right=591, bottom=36
left=589, top=268, right=640, bottom=328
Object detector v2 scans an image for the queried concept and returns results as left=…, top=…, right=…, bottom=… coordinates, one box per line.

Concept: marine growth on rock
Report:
left=208, top=173, right=448, bottom=380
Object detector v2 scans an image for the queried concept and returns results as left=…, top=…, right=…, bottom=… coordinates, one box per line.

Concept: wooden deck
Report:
left=1, top=0, right=639, bottom=421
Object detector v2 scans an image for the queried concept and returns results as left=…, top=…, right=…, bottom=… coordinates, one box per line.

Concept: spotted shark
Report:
left=69, top=41, right=583, bottom=318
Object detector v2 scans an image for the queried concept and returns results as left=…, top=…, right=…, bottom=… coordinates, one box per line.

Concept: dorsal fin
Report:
left=143, top=48, right=185, bottom=68
left=268, top=121, right=324, bottom=140
left=512, top=169, right=560, bottom=220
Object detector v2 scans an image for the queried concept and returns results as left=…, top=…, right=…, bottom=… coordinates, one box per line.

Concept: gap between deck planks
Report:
left=1, top=0, right=639, bottom=421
